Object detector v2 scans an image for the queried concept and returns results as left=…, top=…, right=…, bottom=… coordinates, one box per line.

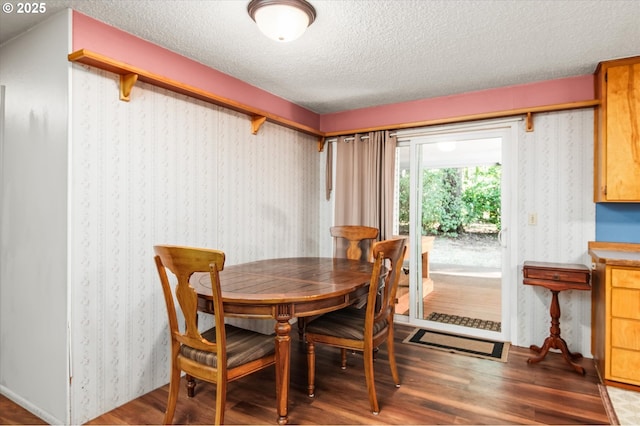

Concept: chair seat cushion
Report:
left=180, top=325, right=274, bottom=369
left=305, top=307, right=388, bottom=340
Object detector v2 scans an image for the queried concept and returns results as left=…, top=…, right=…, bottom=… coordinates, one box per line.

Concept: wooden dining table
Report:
left=190, top=256, right=381, bottom=425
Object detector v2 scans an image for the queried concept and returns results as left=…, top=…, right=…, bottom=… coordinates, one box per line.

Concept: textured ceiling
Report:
left=1, top=0, right=639, bottom=114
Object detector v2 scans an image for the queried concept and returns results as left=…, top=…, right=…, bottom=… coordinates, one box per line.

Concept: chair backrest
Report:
left=330, top=225, right=379, bottom=261
left=154, top=245, right=226, bottom=355
left=365, top=238, right=407, bottom=332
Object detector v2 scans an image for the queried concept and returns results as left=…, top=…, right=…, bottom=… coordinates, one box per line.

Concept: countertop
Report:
left=588, top=241, right=640, bottom=268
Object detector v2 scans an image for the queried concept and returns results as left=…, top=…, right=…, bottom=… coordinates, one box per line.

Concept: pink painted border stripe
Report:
left=71, top=11, right=320, bottom=129
left=320, top=75, right=594, bottom=133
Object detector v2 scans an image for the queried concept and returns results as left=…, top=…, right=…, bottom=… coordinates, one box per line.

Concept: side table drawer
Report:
left=525, top=268, right=589, bottom=283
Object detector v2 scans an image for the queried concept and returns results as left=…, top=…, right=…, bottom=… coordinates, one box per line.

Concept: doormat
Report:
left=426, top=312, right=501, bottom=332
left=403, top=328, right=510, bottom=362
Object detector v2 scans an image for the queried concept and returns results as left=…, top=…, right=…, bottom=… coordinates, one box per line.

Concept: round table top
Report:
left=191, top=256, right=381, bottom=304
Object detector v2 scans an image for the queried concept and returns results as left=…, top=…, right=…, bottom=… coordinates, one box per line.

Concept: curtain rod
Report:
left=324, top=133, right=398, bottom=144
left=324, top=136, right=367, bottom=143
left=324, top=115, right=528, bottom=143
left=321, top=100, right=599, bottom=146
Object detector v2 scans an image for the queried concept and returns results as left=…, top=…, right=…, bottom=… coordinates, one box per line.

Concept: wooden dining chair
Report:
left=298, top=225, right=381, bottom=340
left=154, top=245, right=276, bottom=425
left=305, top=238, right=407, bottom=415
left=330, top=225, right=379, bottom=261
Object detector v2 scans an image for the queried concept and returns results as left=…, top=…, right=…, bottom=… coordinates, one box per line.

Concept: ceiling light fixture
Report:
left=248, top=0, right=316, bottom=42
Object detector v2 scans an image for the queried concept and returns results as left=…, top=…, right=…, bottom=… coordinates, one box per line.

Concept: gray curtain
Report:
left=333, top=130, right=397, bottom=239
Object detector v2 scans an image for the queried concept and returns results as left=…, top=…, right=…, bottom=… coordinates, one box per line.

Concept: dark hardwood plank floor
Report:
left=2, top=325, right=610, bottom=425
left=396, top=272, right=501, bottom=322
left=0, top=395, right=47, bottom=425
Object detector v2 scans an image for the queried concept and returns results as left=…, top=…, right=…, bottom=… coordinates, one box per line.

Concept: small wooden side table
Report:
left=523, top=261, right=591, bottom=374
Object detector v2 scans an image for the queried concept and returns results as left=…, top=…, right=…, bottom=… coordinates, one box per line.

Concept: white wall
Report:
left=516, top=109, right=595, bottom=356
left=68, top=64, right=327, bottom=423
left=0, top=10, right=71, bottom=424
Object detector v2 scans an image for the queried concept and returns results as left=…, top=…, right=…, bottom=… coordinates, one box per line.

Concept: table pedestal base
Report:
left=528, top=338, right=584, bottom=375
left=526, top=289, right=585, bottom=375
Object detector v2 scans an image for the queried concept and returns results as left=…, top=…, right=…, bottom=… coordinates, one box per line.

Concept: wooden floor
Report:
left=2, top=325, right=611, bottom=425
left=0, top=396, right=47, bottom=425
left=424, top=271, right=501, bottom=322
left=396, top=270, right=501, bottom=322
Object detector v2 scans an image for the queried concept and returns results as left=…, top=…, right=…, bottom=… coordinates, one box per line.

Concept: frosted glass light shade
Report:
left=248, top=0, right=316, bottom=43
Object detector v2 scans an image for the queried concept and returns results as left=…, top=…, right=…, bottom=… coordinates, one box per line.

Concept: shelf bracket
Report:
left=119, top=73, right=138, bottom=102
left=526, top=112, right=534, bottom=132
left=317, top=137, right=326, bottom=152
left=251, top=115, right=267, bottom=135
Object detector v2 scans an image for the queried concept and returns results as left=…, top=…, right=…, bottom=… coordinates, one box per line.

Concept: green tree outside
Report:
left=398, top=165, right=501, bottom=236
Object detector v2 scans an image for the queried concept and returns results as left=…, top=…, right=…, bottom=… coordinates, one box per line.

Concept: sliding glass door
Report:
left=394, top=120, right=519, bottom=342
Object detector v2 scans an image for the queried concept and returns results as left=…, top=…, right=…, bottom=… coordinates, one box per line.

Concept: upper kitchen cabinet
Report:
left=594, top=56, right=640, bottom=202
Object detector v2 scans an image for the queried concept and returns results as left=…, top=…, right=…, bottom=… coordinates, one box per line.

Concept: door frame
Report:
left=394, top=118, right=519, bottom=343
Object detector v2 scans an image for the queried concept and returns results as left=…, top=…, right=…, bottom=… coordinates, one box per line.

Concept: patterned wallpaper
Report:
left=70, top=64, right=326, bottom=423
left=69, top=64, right=596, bottom=423
left=516, top=109, right=595, bottom=355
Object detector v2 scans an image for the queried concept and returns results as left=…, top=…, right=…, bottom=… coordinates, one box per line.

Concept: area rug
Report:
left=606, top=385, right=640, bottom=425
left=403, top=328, right=510, bottom=362
left=426, top=311, right=501, bottom=332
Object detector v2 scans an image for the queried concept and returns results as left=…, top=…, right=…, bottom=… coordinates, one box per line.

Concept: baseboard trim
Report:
left=0, top=385, right=62, bottom=425
left=598, top=384, right=619, bottom=425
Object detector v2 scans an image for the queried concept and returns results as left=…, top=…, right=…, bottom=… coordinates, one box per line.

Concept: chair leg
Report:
left=340, top=348, right=347, bottom=369
left=363, top=345, right=379, bottom=415
left=297, top=318, right=306, bottom=341
left=186, top=374, right=196, bottom=397
left=214, top=379, right=227, bottom=425
left=386, top=326, right=400, bottom=387
left=307, top=342, right=316, bottom=397
left=189, top=313, right=199, bottom=398
left=163, top=365, right=181, bottom=424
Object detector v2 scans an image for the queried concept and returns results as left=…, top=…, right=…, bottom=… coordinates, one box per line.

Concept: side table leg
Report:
left=555, top=336, right=585, bottom=375
left=527, top=290, right=585, bottom=375
left=528, top=338, right=552, bottom=361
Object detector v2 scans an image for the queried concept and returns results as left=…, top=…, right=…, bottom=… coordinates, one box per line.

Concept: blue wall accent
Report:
left=595, top=204, right=640, bottom=243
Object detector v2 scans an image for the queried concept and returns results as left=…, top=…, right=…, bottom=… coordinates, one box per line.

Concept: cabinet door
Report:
left=611, top=288, right=640, bottom=320
left=611, top=318, right=640, bottom=350
left=610, top=347, right=640, bottom=385
left=605, top=62, right=640, bottom=201
left=611, top=268, right=640, bottom=289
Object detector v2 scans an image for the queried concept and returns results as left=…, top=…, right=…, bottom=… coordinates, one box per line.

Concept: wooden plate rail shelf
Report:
left=69, top=49, right=600, bottom=152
